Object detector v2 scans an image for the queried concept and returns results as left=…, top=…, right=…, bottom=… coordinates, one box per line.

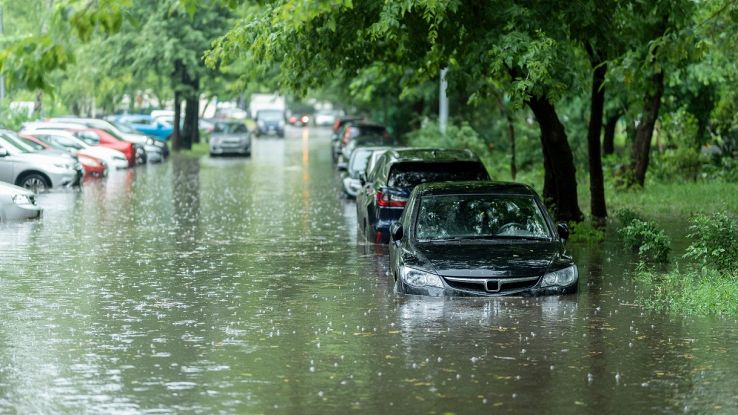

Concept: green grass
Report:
left=176, top=142, right=210, bottom=158
left=634, top=265, right=738, bottom=316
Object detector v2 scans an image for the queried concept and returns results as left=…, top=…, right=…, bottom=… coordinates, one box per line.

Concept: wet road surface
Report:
left=1, top=127, right=737, bottom=414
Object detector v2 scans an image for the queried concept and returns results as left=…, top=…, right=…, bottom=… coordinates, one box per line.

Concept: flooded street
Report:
left=1, top=127, right=737, bottom=414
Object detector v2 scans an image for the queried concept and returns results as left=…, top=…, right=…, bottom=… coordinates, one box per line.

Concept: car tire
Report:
left=18, top=172, right=51, bottom=193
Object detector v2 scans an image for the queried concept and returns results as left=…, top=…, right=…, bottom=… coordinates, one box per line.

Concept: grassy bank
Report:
left=635, top=266, right=738, bottom=316
left=176, top=142, right=210, bottom=158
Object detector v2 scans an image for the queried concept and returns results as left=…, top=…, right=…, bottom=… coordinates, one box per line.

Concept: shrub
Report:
left=683, top=212, right=738, bottom=273
left=614, top=208, right=645, bottom=226
left=618, top=219, right=671, bottom=263
left=567, top=221, right=605, bottom=243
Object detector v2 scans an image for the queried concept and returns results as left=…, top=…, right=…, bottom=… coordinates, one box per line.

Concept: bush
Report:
left=634, top=265, right=738, bottom=315
left=614, top=208, right=645, bottom=226
left=683, top=212, right=738, bottom=273
left=618, top=219, right=671, bottom=263
left=567, top=221, right=605, bottom=243
left=651, top=147, right=707, bottom=182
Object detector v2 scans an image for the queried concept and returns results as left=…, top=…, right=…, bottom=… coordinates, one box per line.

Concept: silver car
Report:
left=0, top=131, right=83, bottom=192
left=209, top=121, right=251, bottom=156
left=341, top=147, right=390, bottom=198
left=0, top=181, right=42, bottom=221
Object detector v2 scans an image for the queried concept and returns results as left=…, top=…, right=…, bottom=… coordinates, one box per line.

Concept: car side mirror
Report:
left=0, top=147, right=7, bottom=157
left=337, top=161, right=348, bottom=172
left=359, top=172, right=367, bottom=186
left=557, top=223, right=570, bottom=240
left=390, top=222, right=403, bottom=241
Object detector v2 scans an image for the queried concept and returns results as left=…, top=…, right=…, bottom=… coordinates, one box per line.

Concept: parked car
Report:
left=356, top=148, right=490, bottom=243
left=48, top=117, right=164, bottom=163
left=340, top=147, right=390, bottom=198
left=20, top=134, right=107, bottom=177
left=254, top=109, right=286, bottom=137
left=72, top=129, right=137, bottom=166
left=340, top=133, right=394, bottom=164
left=337, top=121, right=388, bottom=163
left=388, top=181, right=576, bottom=297
left=0, top=181, right=42, bottom=221
left=287, top=114, right=310, bottom=126
left=209, top=120, right=251, bottom=157
left=22, top=129, right=130, bottom=170
left=330, top=116, right=364, bottom=163
left=0, top=131, right=83, bottom=191
left=112, top=114, right=173, bottom=141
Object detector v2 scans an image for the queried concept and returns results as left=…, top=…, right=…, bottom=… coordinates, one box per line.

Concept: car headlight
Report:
left=12, top=194, right=34, bottom=206
left=540, top=265, right=578, bottom=288
left=400, top=266, right=444, bottom=289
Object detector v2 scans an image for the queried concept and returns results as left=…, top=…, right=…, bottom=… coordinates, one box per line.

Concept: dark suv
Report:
left=356, top=148, right=490, bottom=243
left=254, top=109, right=286, bottom=138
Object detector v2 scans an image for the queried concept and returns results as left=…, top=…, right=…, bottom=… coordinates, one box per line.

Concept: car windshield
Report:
left=258, top=111, right=283, bottom=121
left=75, top=132, right=101, bottom=146
left=113, top=122, right=137, bottom=134
left=388, top=161, right=488, bottom=188
left=214, top=122, right=248, bottom=134
left=20, top=138, right=45, bottom=151
left=47, top=135, right=85, bottom=150
left=0, top=132, right=34, bottom=153
left=415, top=194, right=553, bottom=241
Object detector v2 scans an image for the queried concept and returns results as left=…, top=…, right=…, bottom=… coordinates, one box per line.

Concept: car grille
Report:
left=442, top=276, right=540, bottom=294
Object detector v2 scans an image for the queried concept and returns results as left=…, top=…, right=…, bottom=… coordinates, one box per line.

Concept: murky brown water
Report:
left=1, top=127, right=737, bottom=414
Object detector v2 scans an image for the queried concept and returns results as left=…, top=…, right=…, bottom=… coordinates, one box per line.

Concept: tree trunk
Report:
left=172, top=91, right=182, bottom=151
left=33, top=90, right=43, bottom=116
left=526, top=95, right=583, bottom=222
left=602, top=112, right=619, bottom=156
left=183, top=95, right=199, bottom=147
left=586, top=61, right=608, bottom=223
left=496, top=97, right=516, bottom=180
left=630, top=71, right=664, bottom=187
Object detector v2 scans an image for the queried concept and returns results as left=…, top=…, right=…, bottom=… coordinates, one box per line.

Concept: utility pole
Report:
left=439, top=67, right=449, bottom=134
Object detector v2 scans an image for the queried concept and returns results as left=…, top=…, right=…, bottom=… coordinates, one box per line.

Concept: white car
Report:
left=313, top=110, right=338, bottom=127
left=21, top=128, right=130, bottom=170
left=0, top=181, right=42, bottom=221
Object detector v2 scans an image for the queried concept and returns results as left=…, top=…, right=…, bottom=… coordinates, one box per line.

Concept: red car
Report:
left=71, top=129, right=136, bottom=167
left=77, top=153, right=108, bottom=178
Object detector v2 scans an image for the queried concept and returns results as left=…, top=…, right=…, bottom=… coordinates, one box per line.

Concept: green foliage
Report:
left=683, top=212, right=738, bottom=272
left=634, top=265, right=738, bottom=315
left=567, top=221, right=605, bottom=243
left=618, top=219, right=671, bottom=263
left=614, top=208, right=645, bottom=226
left=651, top=147, right=707, bottom=182
left=0, top=35, right=73, bottom=93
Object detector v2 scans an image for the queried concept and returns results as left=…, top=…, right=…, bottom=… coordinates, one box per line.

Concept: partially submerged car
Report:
left=209, top=120, right=251, bottom=157
left=0, top=131, right=83, bottom=192
left=0, top=181, right=42, bottom=221
left=389, top=181, right=576, bottom=297
left=356, top=148, right=490, bottom=243
left=254, top=109, right=285, bottom=138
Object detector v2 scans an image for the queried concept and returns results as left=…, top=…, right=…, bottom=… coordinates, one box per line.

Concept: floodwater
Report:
left=1, top=127, right=737, bottom=414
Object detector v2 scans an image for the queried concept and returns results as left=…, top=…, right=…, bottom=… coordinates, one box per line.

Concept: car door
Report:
left=0, top=144, right=16, bottom=184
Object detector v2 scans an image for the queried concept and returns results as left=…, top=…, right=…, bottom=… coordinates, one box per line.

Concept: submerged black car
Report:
left=388, top=181, right=577, bottom=297
left=356, top=148, right=489, bottom=243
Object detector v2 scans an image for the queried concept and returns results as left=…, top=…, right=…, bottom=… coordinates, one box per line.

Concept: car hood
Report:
left=212, top=133, right=249, bottom=141
left=0, top=181, right=35, bottom=196
left=82, top=147, right=127, bottom=159
left=118, top=132, right=148, bottom=144
left=415, top=241, right=561, bottom=278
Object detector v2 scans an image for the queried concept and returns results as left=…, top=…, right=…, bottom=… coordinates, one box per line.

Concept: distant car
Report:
left=356, top=148, right=490, bottom=243
left=209, top=120, right=251, bottom=157
left=287, top=114, right=310, bottom=127
left=0, top=131, right=83, bottom=192
left=313, top=110, right=338, bottom=127
left=389, top=181, right=577, bottom=297
left=254, top=110, right=286, bottom=137
left=0, top=181, right=42, bottom=221
left=113, top=114, right=173, bottom=141
left=341, top=147, right=390, bottom=198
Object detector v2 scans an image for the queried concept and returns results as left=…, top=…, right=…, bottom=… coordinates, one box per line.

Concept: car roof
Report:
left=413, top=181, right=538, bottom=197
left=348, top=121, right=385, bottom=129
left=383, top=148, right=480, bottom=163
